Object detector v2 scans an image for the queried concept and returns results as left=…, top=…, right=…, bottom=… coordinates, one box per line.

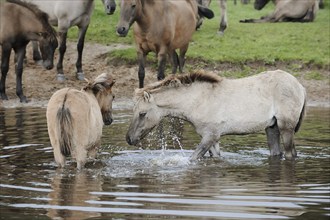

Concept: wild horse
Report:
left=27, top=0, right=116, bottom=81
left=0, top=0, right=58, bottom=102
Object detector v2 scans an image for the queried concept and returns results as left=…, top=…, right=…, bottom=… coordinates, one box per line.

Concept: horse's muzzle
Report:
left=105, top=5, right=116, bottom=15
left=126, top=134, right=137, bottom=146
left=116, top=27, right=128, bottom=37
left=104, top=118, right=113, bottom=126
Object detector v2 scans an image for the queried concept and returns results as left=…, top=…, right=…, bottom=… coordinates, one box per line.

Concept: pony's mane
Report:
left=83, top=73, right=115, bottom=94
left=7, top=0, right=57, bottom=37
left=137, top=71, right=222, bottom=96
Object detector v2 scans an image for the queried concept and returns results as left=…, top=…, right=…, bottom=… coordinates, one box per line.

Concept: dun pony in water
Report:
left=126, top=70, right=306, bottom=160
left=46, top=73, right=115, bottom=169
left=26, top=0, right=116, bottom=81
left=240, top=0, right=319, bottom=23
left=0, top=0, right=58, bottom=102
left=116, top=0, right=214, bottom=88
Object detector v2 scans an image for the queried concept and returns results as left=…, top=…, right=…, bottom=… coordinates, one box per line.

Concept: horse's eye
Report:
left=139, top=112, right=146, bottom=118
left=131, top=4, right=136, bottom=9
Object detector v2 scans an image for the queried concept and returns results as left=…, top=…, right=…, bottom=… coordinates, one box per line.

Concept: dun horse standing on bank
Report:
left=26, top=0, right=116, bottom=81
left=46, top=73, right=115, bottom=169
left=116, top=0, right=214, bottom=88
left=0, top=0, right=58, bottom=103
left=126, top=70, right=306, bottom=160
left=240, top=0, right=319, bottom=23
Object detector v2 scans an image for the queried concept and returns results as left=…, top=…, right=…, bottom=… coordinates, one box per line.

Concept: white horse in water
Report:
left=26, top=0, right=116, bottom=81
left=47, top=73, right=115, bottom=169
left=126, top=70, right=306, bottom=160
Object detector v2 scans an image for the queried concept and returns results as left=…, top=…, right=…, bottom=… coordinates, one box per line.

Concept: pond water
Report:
left=0, top=101, right=329, bottom=220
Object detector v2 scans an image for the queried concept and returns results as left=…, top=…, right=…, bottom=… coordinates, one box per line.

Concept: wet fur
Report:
left=128, top=70, right=307, bottom=161
left=47, top=73, right=115, bottom=169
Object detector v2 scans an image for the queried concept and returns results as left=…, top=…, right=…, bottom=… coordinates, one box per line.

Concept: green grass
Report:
left=68, top=0, right=330, bottom=68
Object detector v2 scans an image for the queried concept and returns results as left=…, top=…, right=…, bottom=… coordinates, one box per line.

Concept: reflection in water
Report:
left=0, top=106, right=329, bottom=219
left=47, top=170, right=102, bottom=220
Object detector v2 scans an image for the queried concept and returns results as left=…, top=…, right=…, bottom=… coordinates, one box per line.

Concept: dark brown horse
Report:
left=0, top=0, right=58, bottom=102
left=240, top=0, right=319, bottom=23
left=116, top=0, right=214, bottom=88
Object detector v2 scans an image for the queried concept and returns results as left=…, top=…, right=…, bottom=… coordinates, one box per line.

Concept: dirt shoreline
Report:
left=1, top=42, right=329, bottom=109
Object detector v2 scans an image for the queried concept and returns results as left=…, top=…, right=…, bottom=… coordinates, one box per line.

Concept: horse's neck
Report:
left=153, top=86, right=204, bottom=120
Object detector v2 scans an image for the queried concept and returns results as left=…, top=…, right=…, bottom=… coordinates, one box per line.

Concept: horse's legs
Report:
left=190, top=136, right=216, bottom=160
left=76, top=25, right=89, bottom=80
left=209, top=142, right=221, bottom=158
left=137, top=51, right=146, bottom=88
left=218, top=0, right=228, bottom=34
left=0, top=44, right=11, bottom=100
left=179, top=45, right=188, bottom=73
left=56, top=31, right=68, bottom=81
left=170, top=51, right=179, bottom=74
left=76, top=148, right=88, bottom=170
left=53, top=144, right=66, bottom=168
left=157, top=52, right=167, bottom=81
left=14, top=46, right=28, bottom=103
left=32, top=41, right=43, bottom=65
left=266, top=123, right=282, bottom=156
left=281, top=130, right=297, bottom=159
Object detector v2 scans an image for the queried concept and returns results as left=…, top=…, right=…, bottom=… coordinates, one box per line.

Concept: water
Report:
left=0, top=102, right=329, bottom=219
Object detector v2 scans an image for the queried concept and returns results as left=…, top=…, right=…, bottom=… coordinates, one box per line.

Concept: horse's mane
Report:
left=83, top=73, right=115, bottom=95
left=137, top=70, right=222, bottom=95
left=6, top=0, right=57, bottom=37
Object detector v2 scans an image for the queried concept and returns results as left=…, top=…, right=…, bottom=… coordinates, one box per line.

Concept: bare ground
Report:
left=1, top=42, right=329, bottom=108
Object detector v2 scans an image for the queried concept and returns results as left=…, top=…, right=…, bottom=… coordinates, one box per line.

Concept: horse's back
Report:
left=48, top=88, right=101, bottom=121
left=47, top=88, right=103, bottom=149
left=25, top=0, right=95, bottom=28
left=0, top=2, right=34, bottom=43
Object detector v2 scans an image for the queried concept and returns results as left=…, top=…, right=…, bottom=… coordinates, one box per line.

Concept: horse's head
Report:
left=126, top=91, right=162, bottom=145
left=254, top=0, right=271, bottom=10
left=102, top=0, right=116, bottom=15
left=84, top=73, right=116, bottom=125
left=116, top=0, right=140, bottom=37
left=38, top=32, right=58, bottom=70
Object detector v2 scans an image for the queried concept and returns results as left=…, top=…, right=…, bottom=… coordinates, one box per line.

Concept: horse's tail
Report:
left=197, top=5, right=214, bottom=19
left=56, top=92, right=73, bottom=156
left=295, top=92, right=307, bottom=133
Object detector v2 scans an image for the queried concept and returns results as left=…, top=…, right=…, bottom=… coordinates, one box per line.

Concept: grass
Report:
left=67, top=0, right=330, bottom=71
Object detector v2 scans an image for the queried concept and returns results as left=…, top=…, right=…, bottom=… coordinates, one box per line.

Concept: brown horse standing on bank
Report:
left=240, top=0, right=319, bottom=23
left=0, top=0, right=58, bottom=102
left=116, top=0, right=214, bottom=88
left=46, top=73, right=115, bottom=170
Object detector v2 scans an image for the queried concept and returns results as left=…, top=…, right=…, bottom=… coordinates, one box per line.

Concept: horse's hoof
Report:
left=57, top=74, right=66, bottom=82
left=76, top=72, right=85, bottom=81
left=35, top=60, right=43, bottom=66
left=19, top=96, right=28, bottom=103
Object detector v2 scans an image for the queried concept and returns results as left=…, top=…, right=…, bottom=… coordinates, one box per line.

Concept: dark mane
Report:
left=138, top=71, right=222, bottom=95
left=6, top=0, right=57, bottom=37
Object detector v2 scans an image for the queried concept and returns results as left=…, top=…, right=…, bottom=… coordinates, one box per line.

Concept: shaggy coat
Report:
left=46, top=73, right=115, bottom=169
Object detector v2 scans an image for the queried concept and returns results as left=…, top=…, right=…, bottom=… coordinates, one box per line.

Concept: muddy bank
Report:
left=1, top=42, right=329, bottom=108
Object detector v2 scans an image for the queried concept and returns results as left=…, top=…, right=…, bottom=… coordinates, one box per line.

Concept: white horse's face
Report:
left=126, top=92, right=162, bottom=145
